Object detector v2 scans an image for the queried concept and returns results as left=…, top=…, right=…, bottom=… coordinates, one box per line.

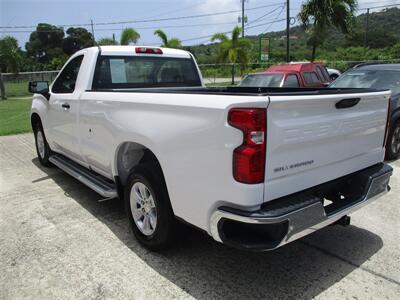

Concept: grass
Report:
left=4, top=81, right=31, bottom=97
left=0, top=97, right=32, bottom=136
left=0, top=82, right=233, bottom=136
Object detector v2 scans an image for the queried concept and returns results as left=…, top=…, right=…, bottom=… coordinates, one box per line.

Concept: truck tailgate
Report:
left=264, top=91, right=391, bottom=202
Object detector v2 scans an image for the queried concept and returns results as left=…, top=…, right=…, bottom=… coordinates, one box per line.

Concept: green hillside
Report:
left=190, top=7, right=400, bottom=71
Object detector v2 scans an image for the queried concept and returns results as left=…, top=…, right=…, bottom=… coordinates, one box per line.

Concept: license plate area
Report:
left=320, top=164, right=392, bottom=216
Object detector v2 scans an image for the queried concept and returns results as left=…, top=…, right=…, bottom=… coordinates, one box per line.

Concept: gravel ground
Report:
left=0, top=133, right=399, bottom=299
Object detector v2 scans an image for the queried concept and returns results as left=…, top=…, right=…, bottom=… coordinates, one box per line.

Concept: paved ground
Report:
left=0, top=133, right=399, bottom=300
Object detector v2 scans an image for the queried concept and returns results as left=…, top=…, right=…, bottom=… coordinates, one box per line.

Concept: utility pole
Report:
left=90, top=19, right=95, bottom=42
left=364, top=8, right=370, bottom=47
left=241, top=0, right=245, bottom=38
left=286, top=0, right=290, bottom=62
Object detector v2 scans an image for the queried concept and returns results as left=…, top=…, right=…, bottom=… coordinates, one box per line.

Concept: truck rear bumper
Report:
left=210, top=163, right=393, bottom=251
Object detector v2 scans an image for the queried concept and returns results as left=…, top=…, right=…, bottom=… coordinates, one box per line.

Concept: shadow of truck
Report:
left=32, top=157, right=384, bottom=299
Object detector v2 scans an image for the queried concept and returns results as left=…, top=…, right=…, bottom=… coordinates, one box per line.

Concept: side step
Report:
left=49, top=154, right=118, bottom=198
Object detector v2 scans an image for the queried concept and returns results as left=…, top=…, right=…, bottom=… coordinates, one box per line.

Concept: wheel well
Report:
left=116, top=142, right=164, bottom=186
left=31, top=113, right=41, bottom=130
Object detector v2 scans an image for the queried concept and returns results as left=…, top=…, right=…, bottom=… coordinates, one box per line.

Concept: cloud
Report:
left=198, top=0, right=240, bottom=25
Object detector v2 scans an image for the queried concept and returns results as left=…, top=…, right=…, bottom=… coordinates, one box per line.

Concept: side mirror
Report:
left=29, top=81, right=49, bottom=97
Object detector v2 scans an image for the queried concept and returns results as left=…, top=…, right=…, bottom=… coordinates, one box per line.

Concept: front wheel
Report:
left=386, top=120, right=400, bottom=160
left=34, top=124, right=52, bottom=167
left=124, top=165, right=175, bottom=251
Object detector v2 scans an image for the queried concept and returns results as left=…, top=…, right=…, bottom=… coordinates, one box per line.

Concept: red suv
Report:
left=240, top=63, right=332, bottom=88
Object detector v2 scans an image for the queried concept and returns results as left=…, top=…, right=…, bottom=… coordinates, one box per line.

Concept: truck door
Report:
left=47, top=55, right=85, bottom=162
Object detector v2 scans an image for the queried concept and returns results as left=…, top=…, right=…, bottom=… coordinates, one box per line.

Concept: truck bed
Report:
left=87, top=86, right=385, bottom=96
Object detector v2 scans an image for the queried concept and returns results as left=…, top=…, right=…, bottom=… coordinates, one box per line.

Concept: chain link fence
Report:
left=2, top=71, right=59, bottom=97
left=2, top=58, right=400, bottom=97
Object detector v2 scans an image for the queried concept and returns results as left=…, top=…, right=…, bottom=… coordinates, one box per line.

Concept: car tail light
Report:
left=383, top=98, right=391, bottom=147
left=135, top=47, right=163, bottom=54
left=228, top=108, right=266, bottom=184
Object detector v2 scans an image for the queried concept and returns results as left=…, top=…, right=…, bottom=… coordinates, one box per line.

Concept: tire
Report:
left=386, top=120, right=400, bottom=160
left=124, top=164, right=175, bottom=251
left=34, top=123, right=52, bottom=167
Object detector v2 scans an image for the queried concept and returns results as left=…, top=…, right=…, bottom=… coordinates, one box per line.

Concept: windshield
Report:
left=240, top=74, right=284, bottom=87
left=330, top=70, right=400, bottom=94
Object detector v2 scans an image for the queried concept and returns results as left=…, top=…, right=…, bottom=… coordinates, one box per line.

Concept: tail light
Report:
left=135, top=47, right=163, bottom=54
left=228, top=108, right=266, bottom=184
left=383, top=98, right=391, bottom=147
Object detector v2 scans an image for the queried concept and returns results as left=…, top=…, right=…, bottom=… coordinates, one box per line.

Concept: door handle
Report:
left=335, top=98, right=361, bottom=109
left=61, top=103, right=70, bottom=110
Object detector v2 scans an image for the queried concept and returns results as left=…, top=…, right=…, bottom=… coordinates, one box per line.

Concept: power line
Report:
left=0, top=5, right=287, bottom=35
left=173, top=17, right=288, bottom=44
left=245, top=18, right=286, bottom=30
left=0, top=3, right=285, bottom=29
left=246, top=5, right=285, bottom=26
left=0, top=21, right=241, bottom=34
left=262, top=4, right=287, bottom=33
left=357, top=3, right=400, bottom=10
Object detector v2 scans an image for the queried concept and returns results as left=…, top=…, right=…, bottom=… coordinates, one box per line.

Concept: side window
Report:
left=283, top=74, right=300, bottom=87
left=52, top=55, right=84, bottom=93
left=303, top=72, right=321, bottom=85
left=320, top=66, right=331, bottom=81
left=315, top=67, right=325, bottom=82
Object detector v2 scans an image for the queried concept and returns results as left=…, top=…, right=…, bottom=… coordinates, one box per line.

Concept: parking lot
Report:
left=0, top=133, right=399, bottom=299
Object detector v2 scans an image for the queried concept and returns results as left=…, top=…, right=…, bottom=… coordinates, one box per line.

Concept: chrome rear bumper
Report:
left=210, top=163, right=392, bottom=251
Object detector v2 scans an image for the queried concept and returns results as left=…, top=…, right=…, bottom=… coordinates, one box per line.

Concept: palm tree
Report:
left=299, top=0, right=357, bottom=61
left=211, top=26, right=252, bottom=84
left=120, top=28, right=140, bottom=45
left=97, top=37, right=119, bottom=46
left=154, top=29, right=182, bottom=48
left=0, top=36, right=21, bottom=99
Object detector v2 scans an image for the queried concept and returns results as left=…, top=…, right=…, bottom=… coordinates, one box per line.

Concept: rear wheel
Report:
left=386, top=120, right=400, bottom=160
left=34, top=124, right=52, bottom=167
left=124, top=164, right=175, bottom=250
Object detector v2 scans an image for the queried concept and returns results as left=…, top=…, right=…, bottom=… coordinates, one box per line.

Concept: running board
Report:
left=49, top=154, right=118, bottom=198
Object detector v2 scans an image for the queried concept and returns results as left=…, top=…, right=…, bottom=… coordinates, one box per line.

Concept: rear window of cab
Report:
left=92, top=56, right=202, bottom=89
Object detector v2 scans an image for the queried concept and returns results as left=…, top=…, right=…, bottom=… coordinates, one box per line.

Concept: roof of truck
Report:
left=354, top=63, right=400, bottom=71
left=267, top=62, right=324, bottom=73
left=88, top=46, right=192, bottom=58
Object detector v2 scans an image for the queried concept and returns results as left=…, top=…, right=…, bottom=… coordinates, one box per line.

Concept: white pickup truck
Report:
left=29, top=46, right=393, bottom=251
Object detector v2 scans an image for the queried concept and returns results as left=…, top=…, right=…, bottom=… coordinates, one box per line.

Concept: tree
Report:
left=97, top=37, right=119, bottom=46
left=0, top=36, right=22, bottom=99
left=299, top=0, right=357, bottom=61
left=391, top=43, right=400, bottom=58
left=120, top=28, right=140, bottom=45
left=154, top=29, right=182, bottom=48
left=345, top=28, right=397, bottom=49
left=26, top=23, right=64, bottom=64
left=62, top=27, right=94, bottom=55
left=211, top=26, right=252, bottom=84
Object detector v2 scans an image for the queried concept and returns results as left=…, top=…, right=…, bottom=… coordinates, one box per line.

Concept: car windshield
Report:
left=330, top=69, right=400, bottom=94
left=240, top=74, right=284, bottom=87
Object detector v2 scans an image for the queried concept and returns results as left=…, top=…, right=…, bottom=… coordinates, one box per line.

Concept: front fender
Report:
left=31, top=94, right=50, bottom=132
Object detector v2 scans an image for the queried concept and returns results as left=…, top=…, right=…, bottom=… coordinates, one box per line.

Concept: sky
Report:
left=1, top=0, right=399, bottom=49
